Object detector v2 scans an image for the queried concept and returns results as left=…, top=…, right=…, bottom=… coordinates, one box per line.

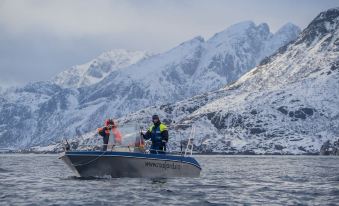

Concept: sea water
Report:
left=0, top=154, right=338, bottom=205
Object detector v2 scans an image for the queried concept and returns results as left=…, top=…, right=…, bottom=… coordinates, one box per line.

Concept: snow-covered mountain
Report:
left=53, top=49, right=152, bottom=88
left=0, top=21, right=300, bottom=149
left=76, top=21, right=300, bottom=113
left=114, top=7, right=339, bottom=154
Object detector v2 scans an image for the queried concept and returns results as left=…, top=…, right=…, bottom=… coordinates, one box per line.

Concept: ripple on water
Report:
left=0, top=167, right=11, bottom=173
left=278, top=175, right=309, bottom=183
left=330, top=189, right=339, bottom=196
left=330, top=176, right=339, bottom=182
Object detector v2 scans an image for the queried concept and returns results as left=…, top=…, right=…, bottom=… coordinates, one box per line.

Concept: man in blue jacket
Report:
left=141, top=115, right=168, bottom=154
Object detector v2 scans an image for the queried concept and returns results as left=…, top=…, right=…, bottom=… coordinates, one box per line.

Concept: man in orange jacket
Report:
left=97, top=119, right=122, bottom=151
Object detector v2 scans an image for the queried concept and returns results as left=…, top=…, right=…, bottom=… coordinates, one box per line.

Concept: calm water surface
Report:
left=0, top=154, right=339, bottom=205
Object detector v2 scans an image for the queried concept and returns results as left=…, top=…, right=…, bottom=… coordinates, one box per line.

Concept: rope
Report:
left=70, top=145, right=146, bottom=167
left=71, top=150, right=108, bottom=167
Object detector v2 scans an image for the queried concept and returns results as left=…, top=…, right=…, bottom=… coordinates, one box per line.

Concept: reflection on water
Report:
left=0, top=154, right=339, bottom=205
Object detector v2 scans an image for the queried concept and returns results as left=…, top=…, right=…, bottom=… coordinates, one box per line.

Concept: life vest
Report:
left=148, top=123, right=167, bottom=144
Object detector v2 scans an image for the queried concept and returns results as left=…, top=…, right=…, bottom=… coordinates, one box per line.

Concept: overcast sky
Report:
left=0, top=0, right=338, bottom=87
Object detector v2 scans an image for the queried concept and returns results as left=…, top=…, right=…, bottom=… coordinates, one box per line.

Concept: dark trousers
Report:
left=102, top=135, right=109, bottom=151
left=150, top=143, right=166, bottom=154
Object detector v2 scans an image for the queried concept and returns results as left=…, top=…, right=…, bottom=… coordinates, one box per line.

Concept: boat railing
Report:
left=65, top=142, right=185, bottom=156
left=65, top=142, right=197, bottom=156
left=184, top=125, right=195, bottom=156
left=63, top=122, right=197, bottom=156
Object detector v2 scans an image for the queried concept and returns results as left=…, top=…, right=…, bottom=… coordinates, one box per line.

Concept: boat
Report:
left=59, top=123, right=201, bottom=178
left=60, top=150, right=201, bottom=178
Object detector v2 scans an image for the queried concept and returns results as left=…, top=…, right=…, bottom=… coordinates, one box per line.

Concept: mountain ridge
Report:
left=0, top=21, right=301, bottom=149
left=109, top=7, right=339, bottom=154
left=53, top=49, right=153, bottom=88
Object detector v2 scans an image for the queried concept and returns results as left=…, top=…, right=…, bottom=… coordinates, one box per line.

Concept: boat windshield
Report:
left=106, top=122, right=145, bottom=152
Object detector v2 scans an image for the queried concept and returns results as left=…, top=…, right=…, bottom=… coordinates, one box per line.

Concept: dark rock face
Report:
left=320, top=140, right=339, bottom=155
left=250, top=110, right=258, bottom=115
left=290, top=110, right=306, bottom=119
left=277, top=106, right=288, bottom=115
left=300, top=108, right=314, bottom=116
left=295, top=8, right=339, bottom=47
left=278, top=106, right=316, bottom=120
left=289, top=108, right=316, bottom=120
left=274, top=144, right=285, bottom=150
left=330, top=61, right=339, bottom=71
left=250, top=128, right=266, bottom=134
left=207, top=112, right=245, bottom=130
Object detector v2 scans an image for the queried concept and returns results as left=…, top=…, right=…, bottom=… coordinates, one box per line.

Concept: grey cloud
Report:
left=0, top=0, right=338, bottom=86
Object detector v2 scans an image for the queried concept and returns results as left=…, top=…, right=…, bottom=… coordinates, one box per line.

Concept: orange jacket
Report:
left=97, top=126, right=122, bottom=144
left=97, top=127, right=110, bottom=135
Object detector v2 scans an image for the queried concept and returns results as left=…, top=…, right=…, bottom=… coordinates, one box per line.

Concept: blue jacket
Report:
left=143, top=122, right=168, bottom=152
